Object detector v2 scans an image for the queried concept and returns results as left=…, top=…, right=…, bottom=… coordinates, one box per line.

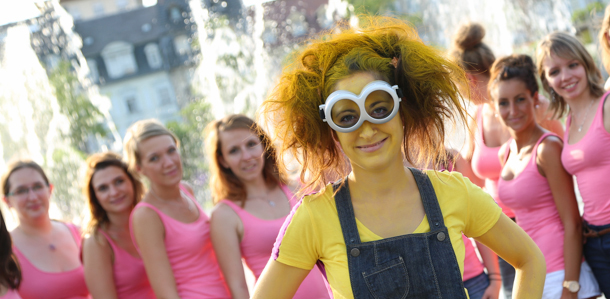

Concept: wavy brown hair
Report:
left=204, top=114, right=282, bottom=206
left=83, top=152, right=144, bottom=235
left=489, top=54, right=539, bottom=97
left=0, top=209, right=21, bottom=290
left=448, top=22, right=496, bottom=76
left=1, top=160, right=49, bottom=197
left=261, top=16, right=468, bottom=193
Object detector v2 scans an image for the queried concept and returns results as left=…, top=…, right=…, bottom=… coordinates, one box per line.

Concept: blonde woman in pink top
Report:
left=538, top=31, right=610, bottom=296
left=206, top=114, right=329, bottom=299
left=81, top=152, right=155, bottom=298
left=124, top=119, right=230, bottom=299
left=1, top=160, right=89, bottom=299
left=492, top=54, right=599, bottom=298
left=0, top=208, right=21, bottom=299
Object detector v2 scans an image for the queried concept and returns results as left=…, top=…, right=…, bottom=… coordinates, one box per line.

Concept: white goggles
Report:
left=319, top=80, right=403, bottom=133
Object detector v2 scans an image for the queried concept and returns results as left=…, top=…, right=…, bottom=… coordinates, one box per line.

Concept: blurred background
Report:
left=0, top=0, right=606, bottom=227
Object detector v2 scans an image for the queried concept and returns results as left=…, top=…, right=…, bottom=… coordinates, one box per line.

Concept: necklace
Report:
left=149, top=189, right=193, bottom=212
left=18, top=226, right=57, bottom=252
left=576, top=100, right=595, bottom=132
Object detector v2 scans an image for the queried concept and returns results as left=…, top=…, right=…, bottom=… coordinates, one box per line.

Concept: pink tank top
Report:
left=0, top=289, right=21, bottom=299
left=220, top=185, right=330, bottom=299
left=13, top=223, right=90, bottom=299
left=471, top=105, right=516, bottom=218
left=462, top=235, right=484, bottom=281
left=97, top=230, right=155, bottom=298
left=497, top=133, right=565, bottom=273
left=130, top=185, right=230, bottom=299
left=562, top=92, right=610, bottom=225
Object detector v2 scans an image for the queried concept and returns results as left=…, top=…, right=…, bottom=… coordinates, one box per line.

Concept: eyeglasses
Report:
left=6, top=183, right=47, bottom=198
left=319, top=80, right=403, bottom=133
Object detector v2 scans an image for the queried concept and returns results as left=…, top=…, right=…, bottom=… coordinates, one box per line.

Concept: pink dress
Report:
left=0, top=289, right=21, bottom=299
left=220, top=185, right=330, bottom=299
left=13, top=223, right=89, bottom=299
left=562, top=91, right=610, bottom=225
left=130, top=185, right=230, bottom=299
left=97, top=230, right=155, bottom=298
left=462, top=235, right=484, bottom=281
left=471, top=105, right=516, bottom=218
left=497, top=133, right=564, bottom=273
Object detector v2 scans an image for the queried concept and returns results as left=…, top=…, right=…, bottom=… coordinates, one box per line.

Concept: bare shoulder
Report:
left=83, top=231, right=111, bottom=255
left=180, top=181, right=195, bottom=195
left=537, top=135, right=563, bottom=158
left=132, top=205, right=162, bottom=225
left=210, top=202, right=240, bottom=225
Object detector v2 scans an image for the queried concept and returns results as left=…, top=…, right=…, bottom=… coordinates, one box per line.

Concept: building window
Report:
left=125, top=95, right=139, bottom=113
left=157, top=87, right=172, bottom=105
left=93, top=3, right=105, bottom=17
left=173, top=35, right=191, bottom=56
left=101, top=41, right=138, bottom=79
left=144, top=43, right=162, bottom=69
left=87, top=59, right=99, bottom=83
left=116, top=0, right=128, bottom=11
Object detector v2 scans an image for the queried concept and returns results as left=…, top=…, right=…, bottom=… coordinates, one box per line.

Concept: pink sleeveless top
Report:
left=471, top=105, right=516, bottom=218
left=462, top=235, right=484, bottom=281
left=13, top=223, right=90, bottom=299
left=220, top=185, right=330, bottom=299
left=498, top=133, right=564, bottom=273
left=97, top=230, right=155, bottom=298
left=130, top=185, right=230, bottom=299
left=0, top=289, right=21, bottom=299
left=562, top=92, right=610, bottom=225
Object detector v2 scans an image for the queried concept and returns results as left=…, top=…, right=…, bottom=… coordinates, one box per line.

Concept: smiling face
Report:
left=493, top=78, right=538, bottom=134
left=5, top=167, right=52, bottom=222
left=218, top=128, right=265, bottom=183
left=333, top=72, right=404, bottom=172
left=137, top=135, right=183, bottom=186
left=542, top=54, right=589, bottom=101
left=91, top=166, right=135, bottom=215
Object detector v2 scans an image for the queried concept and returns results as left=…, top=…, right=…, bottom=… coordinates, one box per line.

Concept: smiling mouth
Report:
left=563, top=82, right=577, bottom=89
left=356, top=137, right=388, bottom=149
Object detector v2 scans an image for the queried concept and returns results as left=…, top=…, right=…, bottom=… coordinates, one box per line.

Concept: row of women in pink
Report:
left=0, top=161, right=89, bottom=299
left=204, top=114, right=329, bottom=299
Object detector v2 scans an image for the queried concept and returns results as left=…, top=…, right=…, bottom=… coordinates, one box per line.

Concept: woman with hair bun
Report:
left=0, top=208, right=21, bottom=299
left=449, top=22, right=563, bottom=298
left=538, top=31, right=610, bottom=296
left=492, top=54, right=600, bottom=299
left=252, top=16, right=545, bottom=299
left=81, top=152, right=155, bottom=298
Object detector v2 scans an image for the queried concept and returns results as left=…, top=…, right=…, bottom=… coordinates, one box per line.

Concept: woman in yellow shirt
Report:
left=252, top=16, right=545, bottom=299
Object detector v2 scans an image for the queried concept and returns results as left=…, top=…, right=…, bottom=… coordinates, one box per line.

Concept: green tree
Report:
left=48, top=60, right=107, bottom=153
left=346, top=0, right=395, bottom=15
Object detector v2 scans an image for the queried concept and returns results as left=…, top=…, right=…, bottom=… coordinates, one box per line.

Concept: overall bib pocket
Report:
left=362, top=256, right=409, bottom=299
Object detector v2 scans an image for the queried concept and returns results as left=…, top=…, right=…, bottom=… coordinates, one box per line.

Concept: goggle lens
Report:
left=330, top=90, right=395, bottom=128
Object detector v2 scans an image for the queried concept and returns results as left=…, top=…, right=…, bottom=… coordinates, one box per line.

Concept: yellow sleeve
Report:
left=273, top=198, right=320, bottom=270
left=460, top=174, right=502, bottom=238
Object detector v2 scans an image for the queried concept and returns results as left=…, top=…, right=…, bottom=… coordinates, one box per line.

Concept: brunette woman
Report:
left=0, top=208, right=21, bottom=299
left=1, top=160, right=89, bottom=299
left=251, top=16, right=546, bottom=299
left=81, top=152, right=154, bottom=298
left=538, top=31, right=610, bottom=296
left=125, top=119, right=229, bottom=299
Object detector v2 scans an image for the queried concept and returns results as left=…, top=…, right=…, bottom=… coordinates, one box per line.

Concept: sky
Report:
left=0, top=0, right=41, bottom=27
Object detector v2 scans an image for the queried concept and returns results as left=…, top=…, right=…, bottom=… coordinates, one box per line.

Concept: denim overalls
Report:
left=334, top=168, right=468, bottom=298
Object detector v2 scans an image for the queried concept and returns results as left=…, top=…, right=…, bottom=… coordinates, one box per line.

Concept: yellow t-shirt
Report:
left=273, top=170, right=502, bottom=299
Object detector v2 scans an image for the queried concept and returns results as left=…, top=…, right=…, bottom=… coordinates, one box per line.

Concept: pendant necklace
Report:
left=577, top=100, right=595, bottom=132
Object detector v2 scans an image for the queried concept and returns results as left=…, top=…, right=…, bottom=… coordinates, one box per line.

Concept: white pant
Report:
left=542, top=261, right=600, bottom=299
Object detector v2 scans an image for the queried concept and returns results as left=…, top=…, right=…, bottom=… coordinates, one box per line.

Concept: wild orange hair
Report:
left=261, top=16, right=469, bottom=193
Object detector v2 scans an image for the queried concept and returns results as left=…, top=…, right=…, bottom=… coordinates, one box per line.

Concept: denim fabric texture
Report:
left=463, top=272, right=489, bottom=299
left=583, top=222, right=610, bottom=296
left=498, top=256, right=515, bottom=299
left=333, top=167, right=468, bottom=299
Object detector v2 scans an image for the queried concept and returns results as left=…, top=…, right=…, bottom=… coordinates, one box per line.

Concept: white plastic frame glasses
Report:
left=319, top=80, right=403, bottom=133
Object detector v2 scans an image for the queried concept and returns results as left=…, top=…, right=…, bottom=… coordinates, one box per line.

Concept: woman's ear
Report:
left=533, top=91, right=540, bottom=107
left=218, top=156, right=229, bottom=169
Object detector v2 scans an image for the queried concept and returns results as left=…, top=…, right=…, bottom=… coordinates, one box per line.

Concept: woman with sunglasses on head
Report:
left=492, top=54, right=600, bottom=299
left=251, top=16, right=545, bottom=299
left=1, top=160, right=89, bottom=299
left=0, top=208, right=21, bottom=299
left=81, top=152, right=155, bottom=299
left=125, top=119, right=229, bottom=299
left=206, top=114, right=329, bottom=299
left=538, top=31, right=610, bottom=296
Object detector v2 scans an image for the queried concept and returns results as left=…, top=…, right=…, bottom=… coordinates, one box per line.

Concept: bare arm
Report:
left=210, top=204, right=249, bottom=299
left=82, top=234, right=119, bottom=299
left=454, top=152, right=485, bottom=188
left=537, top=137, right=581, bottom=299
left=132, top=207, right=180, bottom=299
left=475, top=241, right=501, bottom=299
left=475, top=214, right=546, bottom=298
left=251, top=259, right=310, bottom=299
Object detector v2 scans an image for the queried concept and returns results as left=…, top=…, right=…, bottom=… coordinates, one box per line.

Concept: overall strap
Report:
left=333, top=180, right=362, bottom=245
left=408, top=168, right=446, bottom=229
